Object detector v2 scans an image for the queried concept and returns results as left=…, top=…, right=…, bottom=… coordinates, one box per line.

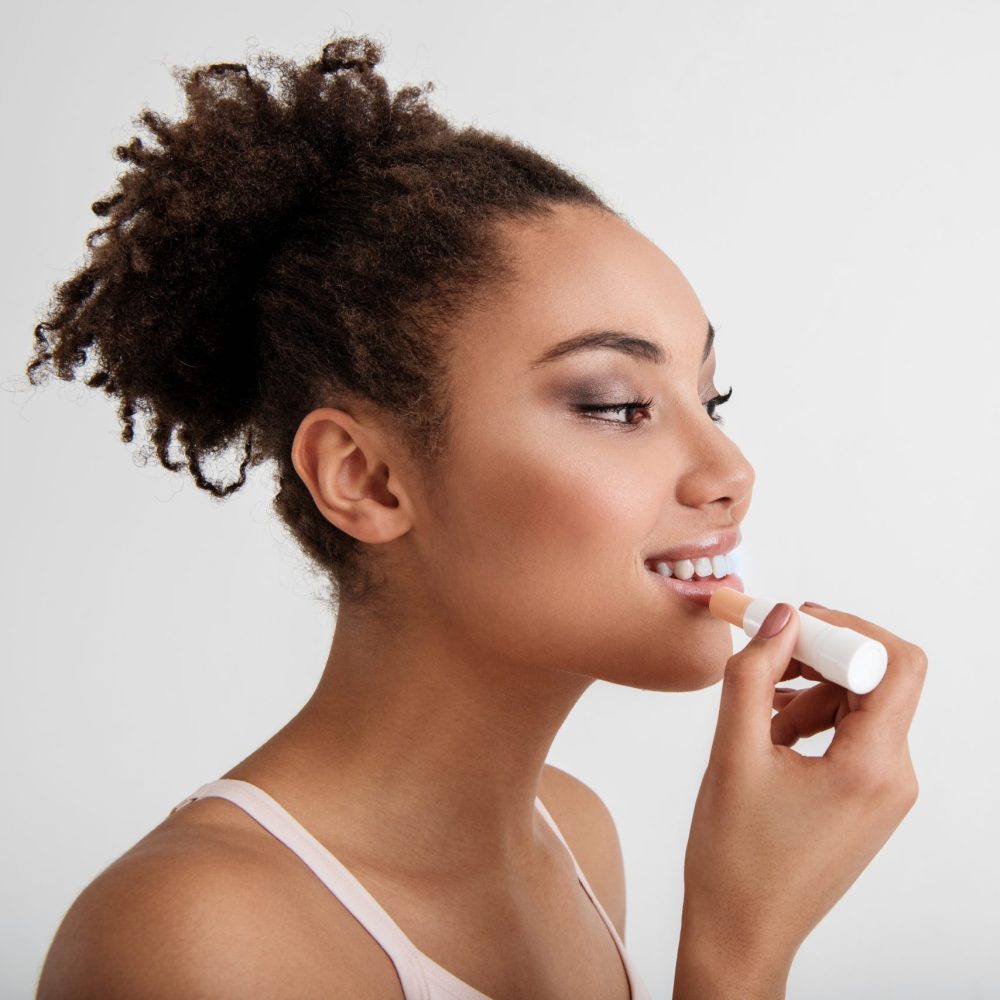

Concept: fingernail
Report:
left=758, top=602, right=792, bottom=638
left=802, top=601, right=829, bottom=609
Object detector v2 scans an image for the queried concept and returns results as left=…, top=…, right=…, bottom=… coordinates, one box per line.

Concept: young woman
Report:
left=29, top=35, right=926, bottom=1000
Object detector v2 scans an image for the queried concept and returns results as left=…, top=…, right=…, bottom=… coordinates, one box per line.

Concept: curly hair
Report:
left=25, top=35, right=614, bottom=610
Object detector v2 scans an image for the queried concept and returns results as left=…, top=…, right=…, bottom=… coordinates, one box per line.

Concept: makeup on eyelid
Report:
left=571, top=385, right=731, bottom=425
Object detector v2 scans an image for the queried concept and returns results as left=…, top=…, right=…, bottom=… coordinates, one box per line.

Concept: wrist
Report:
left=673, top=911, right=793, bottom=1000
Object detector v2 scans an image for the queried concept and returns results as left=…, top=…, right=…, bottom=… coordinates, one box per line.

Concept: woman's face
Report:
left=412, top=203, right=755, bottom=692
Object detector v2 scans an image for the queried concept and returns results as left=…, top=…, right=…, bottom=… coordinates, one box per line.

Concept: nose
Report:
left=677, top=413, right=755, bottom=515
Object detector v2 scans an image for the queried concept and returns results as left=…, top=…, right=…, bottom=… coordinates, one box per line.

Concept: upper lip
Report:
left=645, top=529, right=742, bottom=565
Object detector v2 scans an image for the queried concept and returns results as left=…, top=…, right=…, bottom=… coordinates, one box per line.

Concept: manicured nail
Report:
left=802, top=601, right=828, bottom=609
left=758, top=603, right=792, bottom=638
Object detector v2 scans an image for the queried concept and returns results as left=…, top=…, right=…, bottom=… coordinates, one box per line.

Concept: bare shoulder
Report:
left=36, top=807, right=401, bottom=1000
left=539, top=763, right=627, bottom=940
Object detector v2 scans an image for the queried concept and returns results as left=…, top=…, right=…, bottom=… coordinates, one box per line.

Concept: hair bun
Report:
left=321, top=37, right=383, bottom=75
left=26, top=32, right=608, bottom=608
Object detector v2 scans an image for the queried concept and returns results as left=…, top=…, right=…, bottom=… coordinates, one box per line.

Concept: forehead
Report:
left=447, top=204, right=710, bottom=376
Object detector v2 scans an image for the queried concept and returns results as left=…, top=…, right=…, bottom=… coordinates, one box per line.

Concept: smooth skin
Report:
left=37, top=203, right=925, bottom=999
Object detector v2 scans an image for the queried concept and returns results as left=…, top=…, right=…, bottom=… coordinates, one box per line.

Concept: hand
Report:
left=676, top=601, right=927, bottom=992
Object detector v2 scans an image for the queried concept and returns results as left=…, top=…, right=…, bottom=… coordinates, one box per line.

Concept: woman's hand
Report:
left=674, top=601, right=927, bottom=999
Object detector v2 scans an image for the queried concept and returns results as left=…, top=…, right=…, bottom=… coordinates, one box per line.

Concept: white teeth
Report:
left=694, top=557, right=714, bottom=578
left=673, top=559, right=695, bottom=580
left=648, top=551, right=734, bottom=580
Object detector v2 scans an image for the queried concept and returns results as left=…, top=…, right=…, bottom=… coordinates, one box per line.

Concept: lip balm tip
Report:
left=709, top=586, right=753, bottom=628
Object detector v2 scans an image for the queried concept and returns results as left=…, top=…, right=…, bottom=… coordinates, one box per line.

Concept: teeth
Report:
left=694, top=557, right=714, bottom=577
left=673, top=559, right=695, bottom=580
left=649, top=551, right=733, bottom=580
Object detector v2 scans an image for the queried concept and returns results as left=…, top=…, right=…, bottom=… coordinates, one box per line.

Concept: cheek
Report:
left=465, top=430, right=653, bottom=576
left=428, top=429, right=667, bottom=657
left=424, top=430, right=735, bottom=689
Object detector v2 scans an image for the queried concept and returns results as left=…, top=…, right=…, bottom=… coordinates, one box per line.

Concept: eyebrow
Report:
left=528, top=321, right=715, bottom=370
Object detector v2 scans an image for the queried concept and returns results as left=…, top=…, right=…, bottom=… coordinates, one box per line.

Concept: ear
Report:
left=290, top=407, right=415, bottom=545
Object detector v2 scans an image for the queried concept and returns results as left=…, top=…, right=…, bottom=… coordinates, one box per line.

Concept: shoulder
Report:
left=538, top=763, right=627, bottom=940
left=35, top=811, right=400, bottom=1000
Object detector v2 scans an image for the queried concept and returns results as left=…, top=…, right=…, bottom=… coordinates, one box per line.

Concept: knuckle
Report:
left=723, top=658, right=759, bottom=683
left=865, top=763, right=897, bottom=797
left=836, top=756, right=897, bottom=798
left=862, top=762, right=919, bottom=808
left=901, top=644, right=929, bottom=673
left=889, top=776, right=919, bottom=815
left=900, top=760, right=920, bottom=806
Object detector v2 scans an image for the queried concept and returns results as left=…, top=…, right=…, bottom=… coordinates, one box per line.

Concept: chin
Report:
left=620, top=663, right=727, bottom=693
left=579, top=648, right=727, bottom=692
left=601, top=631, right=733, bottom=693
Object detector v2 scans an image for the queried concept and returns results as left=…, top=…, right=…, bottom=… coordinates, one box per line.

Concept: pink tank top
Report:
left=171, top=778, right=652, bottom=1000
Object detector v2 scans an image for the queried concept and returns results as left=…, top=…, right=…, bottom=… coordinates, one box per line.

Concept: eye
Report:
left=705, top=385, right=734, bottom=425
left=573, top=385, right=734, bottom=427
left=573, top=397, right=654, bottom=426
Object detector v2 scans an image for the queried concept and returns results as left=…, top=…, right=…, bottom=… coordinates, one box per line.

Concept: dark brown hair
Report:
left=25, top=35, right=613, bottom=610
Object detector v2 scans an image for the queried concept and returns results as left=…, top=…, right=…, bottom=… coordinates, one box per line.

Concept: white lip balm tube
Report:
left=708, top=587, right=888, bottom=695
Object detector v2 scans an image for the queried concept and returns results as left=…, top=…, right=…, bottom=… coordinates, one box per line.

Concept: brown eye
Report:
left=573, top=397, right=654, bottom=426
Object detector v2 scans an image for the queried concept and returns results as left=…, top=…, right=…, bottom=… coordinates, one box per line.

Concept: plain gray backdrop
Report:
left=4, top=1, right=998, bottom=997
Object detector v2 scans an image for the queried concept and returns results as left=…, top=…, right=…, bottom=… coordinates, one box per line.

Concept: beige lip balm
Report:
left=709, top=587, right=888, bottom=695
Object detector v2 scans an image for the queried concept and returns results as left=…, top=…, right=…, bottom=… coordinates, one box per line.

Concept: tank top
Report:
left=170, top=778, right=652, bottom=1000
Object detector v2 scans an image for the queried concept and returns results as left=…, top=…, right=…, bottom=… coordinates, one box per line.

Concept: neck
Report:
left=226, top=602, right=593, bottom=879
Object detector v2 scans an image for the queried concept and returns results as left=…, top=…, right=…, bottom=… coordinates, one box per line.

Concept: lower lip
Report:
left=646, top=568, right=744, bottom=607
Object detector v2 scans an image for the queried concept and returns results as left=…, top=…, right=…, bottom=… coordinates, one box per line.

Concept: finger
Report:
left=772, top=685, right=856, bottom=717
left=778, top=662, right=863, bottom=715
left=793, top=605, right=928, bottom=756
left=712, top=603, right=803, bottom=772
left=774, top=603, right=835, bottom=684
left=772, top=687, right=804, bottom=711
left=778, top=656, right=826, bottom=684
left=770, top=682, right=852, bottom=747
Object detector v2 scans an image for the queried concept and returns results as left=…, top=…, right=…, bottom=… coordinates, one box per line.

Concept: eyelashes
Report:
left=706, top=385, right=733, bottom=423
left=574, top=386, right=734, bottom=427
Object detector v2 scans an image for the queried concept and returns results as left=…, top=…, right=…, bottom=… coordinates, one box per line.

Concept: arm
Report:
left=35, top=841, right=391, bottom=1000
left=673, top=907, right=792, bottom=1000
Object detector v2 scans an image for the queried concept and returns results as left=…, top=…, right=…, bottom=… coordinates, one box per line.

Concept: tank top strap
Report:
left=534, top=797, right=652, bottom=1000
left=170, top=778, right=438, bottom=1000
left=170, top=778, right=651, bottom=1000
left=532, top=797, right=625, bottom=948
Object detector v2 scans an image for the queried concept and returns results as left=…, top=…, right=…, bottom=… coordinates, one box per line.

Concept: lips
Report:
left=647, top=569, right=745, bottom=607
left=645, top=528, right=742, bottom=564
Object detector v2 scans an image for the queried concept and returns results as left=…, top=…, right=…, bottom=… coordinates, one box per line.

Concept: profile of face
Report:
left=304, top=203, right=755, bottom=693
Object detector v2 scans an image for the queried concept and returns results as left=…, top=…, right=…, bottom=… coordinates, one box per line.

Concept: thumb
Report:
left=709, top=601, right=802, bottom=772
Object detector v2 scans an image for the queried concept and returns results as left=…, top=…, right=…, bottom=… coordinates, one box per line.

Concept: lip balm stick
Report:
left=708, top=587, right=888, bottom=695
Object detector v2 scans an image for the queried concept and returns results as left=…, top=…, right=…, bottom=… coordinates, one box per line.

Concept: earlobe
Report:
left=290, top=408, right=414, bottom=545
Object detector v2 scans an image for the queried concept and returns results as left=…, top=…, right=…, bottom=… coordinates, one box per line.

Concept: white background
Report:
left=4, top=1, right=998, bottom=997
